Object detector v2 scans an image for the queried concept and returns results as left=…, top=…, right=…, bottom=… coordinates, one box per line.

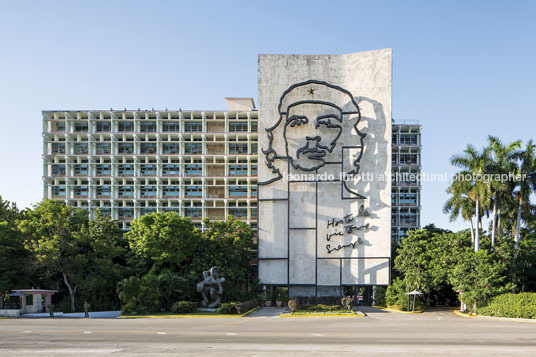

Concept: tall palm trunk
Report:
left=474, top=198, right=480, bottom=252
left=497, top=206, right=502, bottom=238
left=491, top=195, right=497, bottom=246
left=469, top=218, right=475, bottom=245
left=515, top=198, right=522, bottom=250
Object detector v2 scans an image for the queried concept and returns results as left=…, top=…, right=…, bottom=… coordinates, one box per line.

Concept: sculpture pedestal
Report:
left=197, top=308, right=218, bottom=312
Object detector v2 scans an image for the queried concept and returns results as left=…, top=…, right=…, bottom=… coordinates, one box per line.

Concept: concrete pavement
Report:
left=1, top=307, right=535, bottom=356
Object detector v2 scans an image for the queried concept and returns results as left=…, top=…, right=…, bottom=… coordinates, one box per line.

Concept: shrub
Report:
left=217, top=302, right=238, bottom=314
left=275, top=287, right=289, bottom=302
left=288, top=298, right=299, bottom=312
left=121, top=301, right=138, bottom=315
left=235, top=299, right=258, bottom=314
left=311, top=304, right=345, bottom=312
left=341, top=296, right=353, bottom=310
left=171, top=301, right=198, bottom=314
left=386, top=278, right=408, bottom=310
left=479, top=293, right=536, bottom=319
left=374, top=287, right=386, bottom=306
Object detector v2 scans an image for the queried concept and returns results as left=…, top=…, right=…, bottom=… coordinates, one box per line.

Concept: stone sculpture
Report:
left=196, top=266, right=225, bottom=308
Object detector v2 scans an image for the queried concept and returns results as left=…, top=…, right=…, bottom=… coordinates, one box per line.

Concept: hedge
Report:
left=217, top=299, right=258, bottom=314
left=479, top=293, right=536, bottom=319
left=171, top=301, right=198, bottom=314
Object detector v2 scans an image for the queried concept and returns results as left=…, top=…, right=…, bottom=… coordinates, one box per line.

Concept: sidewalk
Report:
left=22, top=311, right=121, bottom=318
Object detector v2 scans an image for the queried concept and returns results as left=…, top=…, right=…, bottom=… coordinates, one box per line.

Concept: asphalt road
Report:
left=1, top=307, right=535, bottom=356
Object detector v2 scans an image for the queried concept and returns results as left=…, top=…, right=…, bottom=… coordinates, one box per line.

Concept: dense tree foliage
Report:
left=1, top=199, right=258, bottom=314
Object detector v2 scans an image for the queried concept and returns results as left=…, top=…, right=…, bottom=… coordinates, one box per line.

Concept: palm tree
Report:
left=449, top=145, right=491, bottom=251
left=514, top=140, right=536, bottom=249
left=444, top=175, right=477, bottom=243
left=158, top=271, right=186, bottom=311
left=486, top=136, right=521, bottom=246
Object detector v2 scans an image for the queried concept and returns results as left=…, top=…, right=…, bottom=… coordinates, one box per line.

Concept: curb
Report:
left=453, top=309, right=536, bottom=323
left=372, top=305, right=426, bottom=314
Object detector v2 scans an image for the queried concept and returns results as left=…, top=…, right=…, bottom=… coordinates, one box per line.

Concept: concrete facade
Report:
left=257, top=50, right=392, bottom=295
left=42, top=100, right=258, bottom=232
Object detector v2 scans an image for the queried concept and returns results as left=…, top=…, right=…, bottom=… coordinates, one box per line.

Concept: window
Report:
left=163, top=122, right=180, bottom=132
left=251, top=122, right=258, bottom=132
left=251, top=186, right=257, bottom=197
left=100, top=208, right=111, bottom=216
left=95, top=143, right=111, bottom=154
left=400, top=134, right=418, bottom=145
left=250, top=143, right=257, bottom=154
left=74, top=186, right=88, bottom=197
left=229, top=121, right=248, bottom=132
left=229, top=164, right=248, bottom=176
left=141, top=208, right=156, bottom=216
left=162, top=164, right=180, bottom=176
left=73, top=143, right=88, bottom=154
left=229, top=143, right=248, bottom=154
left=184, top=143, right=202, bottom=154
left=229, top=185, right=248, bottom=197
left=185, top=164, right=202, bottom=176
left=185, top=185, right=202, bottom=197
left=229, top=207, right=247, bottom=217
left=163, top=143, right=180, bottom=154
left=119, top=186, right=134, bottom=197
left=185, top=207, right=202, bottom=217
left=140, top=122, right=157, bottom=132
left=51, top=143, right=65, bottom=153
left=251, top=165, right=257, bottom=175
left=163, top=185, right=180, bottom=197
left=74, top=164, right=88, bottom=176
left=51, top=186, right=65, bottom=197
left=96, top=186, right=111, bottom=197
left=140, top=143, right=157, bottom=154
left=54, top=122, right=65, bottom=132
left=140, top=185, right=157, bottom=197
left=140, top=164, right=157, bottom=176
left=96, top=122, right=111, bottom=132
left=118, top=143, right=134, bottom=154
left=118, top=164, right=134, bottom=176
left=118, top=122, right=134, bottom=132
left=399, top=154, right=418, bottom=165
left=96, top=164, right=111, bottom=176
left=74, top=122, right=88, bottom=132
left=400, top=193, right=417, bottom=205
left=118, top=208, right=134, bottom=218
left=51, top=164, right=65, bottom=176
left=184, top=121, right=202, bottom=132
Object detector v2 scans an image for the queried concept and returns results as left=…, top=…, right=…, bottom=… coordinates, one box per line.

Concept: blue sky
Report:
left=0, top=0, right=535, bottom=231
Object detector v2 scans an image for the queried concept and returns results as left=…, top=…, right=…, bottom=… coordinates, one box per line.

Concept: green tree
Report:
left=486, top=136, right=521, bottom=245
left=449, top=248, right=513, bottom=313
left=190, top=216, right=255, bottom=301
left=449, top=144, right=492, bottom=251
left=158, top=270, right=186, bottom=311
left=125, top=212, right=200, bottom=271
left=75, top=211, right=129, bottom=311
left=514, top=140, right=536, bottom=248
left=18, top=200, right=89, bottom=312
left=0, top=222, right=33, bottom=302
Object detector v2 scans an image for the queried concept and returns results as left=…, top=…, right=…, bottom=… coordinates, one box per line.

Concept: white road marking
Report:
left=311, top=333, right=323, bottom=337
left=157, top=332, right=167, bottom=335
left=84, top=331, right=92, bottom=334
left=23, top=331, right=31, bottom=333
left=226, top=333, right=237, bottom=336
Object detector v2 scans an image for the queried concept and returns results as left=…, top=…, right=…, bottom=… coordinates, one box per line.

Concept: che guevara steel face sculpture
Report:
left=259, top=80, right=366, bottom=199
